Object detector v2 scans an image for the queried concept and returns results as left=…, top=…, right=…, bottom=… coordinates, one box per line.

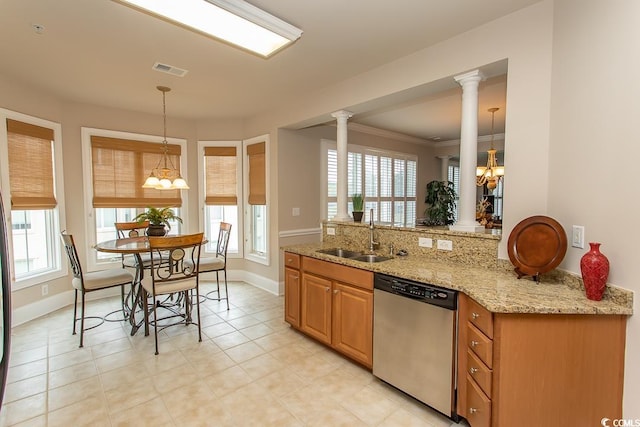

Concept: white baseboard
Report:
left=13, top=272, right=281, bottom=326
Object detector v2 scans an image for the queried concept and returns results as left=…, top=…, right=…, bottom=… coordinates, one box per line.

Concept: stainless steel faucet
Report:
left=369, top=208, right=378, bottom=253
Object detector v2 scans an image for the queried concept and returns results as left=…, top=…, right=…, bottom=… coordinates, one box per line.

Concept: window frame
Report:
left=322, top=139, right=418, bottom=227
left=243, top=135, right=269, bottom=266
left=81, top=127, right=189, bottom=271
left=0, top=108, right=67, bottom=290
left=197, top=140, right=243, bottom=259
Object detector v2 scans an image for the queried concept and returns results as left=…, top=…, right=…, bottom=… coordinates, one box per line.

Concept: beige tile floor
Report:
left=1, top=281, right=467, bottom=426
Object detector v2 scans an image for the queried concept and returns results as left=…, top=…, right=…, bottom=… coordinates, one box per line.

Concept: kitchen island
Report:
left=282, top=237, right=632, bottom=427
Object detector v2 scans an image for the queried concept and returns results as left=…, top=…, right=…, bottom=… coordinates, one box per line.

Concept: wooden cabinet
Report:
left=295, top=256, right=373, bottom=368
left=457, top=293, right=626, bottom=426
left=284, top=252, right=301, bottom=328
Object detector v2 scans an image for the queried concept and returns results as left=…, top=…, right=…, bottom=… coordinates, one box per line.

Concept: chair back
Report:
left=60, top=232, right=83, bottom=283
left=216, top=223, right=232, bottom=260
left=147, top=233, right=204, bottom=289
left=115, top=221, right=149, bottom=238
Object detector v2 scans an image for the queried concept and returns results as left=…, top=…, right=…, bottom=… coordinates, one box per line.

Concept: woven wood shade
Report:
left=204, top=146, right=237, bottom=205
left=247, top=142, right=266, bottom=205
left=7, top=119, right=57, bottom=209
left=90, top=136, right=182, bottom=208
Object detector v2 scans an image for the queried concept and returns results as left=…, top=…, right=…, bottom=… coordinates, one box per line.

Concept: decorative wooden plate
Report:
left=507, top=215, right=567, bottom=281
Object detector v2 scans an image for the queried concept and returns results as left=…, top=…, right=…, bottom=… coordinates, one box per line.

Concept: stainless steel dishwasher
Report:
left=373, top=273, right=458, bottom=420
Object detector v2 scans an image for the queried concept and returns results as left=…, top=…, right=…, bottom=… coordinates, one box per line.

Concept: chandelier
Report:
left=476, top=107, right=504, bottom=191
left=142, top=86, right=189, bottom=190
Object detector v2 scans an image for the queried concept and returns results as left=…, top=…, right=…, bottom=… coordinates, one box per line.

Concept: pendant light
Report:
left=476, top=107, right=504, bottom=190
left=142, top=86, right=189, bottom=190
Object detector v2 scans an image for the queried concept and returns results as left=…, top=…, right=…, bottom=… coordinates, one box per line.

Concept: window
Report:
left=81, top=128, right=187, bottom=270
left=0, top=111, right=66, bottom=288
left=244, top=136, right=268, bottom=265
left=324, top=141, right=417, bottom=227
left=198, top=141, right=241, bottom=257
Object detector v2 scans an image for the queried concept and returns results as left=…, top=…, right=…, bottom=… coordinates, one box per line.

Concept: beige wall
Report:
left=547, top=0, right=640, bottom=417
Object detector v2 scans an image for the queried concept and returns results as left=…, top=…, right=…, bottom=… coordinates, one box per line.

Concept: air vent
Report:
left=152, top=62, right=188, bottom=77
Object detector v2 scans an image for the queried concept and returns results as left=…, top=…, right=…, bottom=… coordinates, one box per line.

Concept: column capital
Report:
left=437, top=155, right=451, bottom=160
left=331, top=110, right=354, bottom=120
left=454, top=69, right=485, bottom=85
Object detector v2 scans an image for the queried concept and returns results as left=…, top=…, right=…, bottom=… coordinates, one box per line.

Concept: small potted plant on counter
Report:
left=133, top=207, right=182, bottom=236
left=351, top=193, right=364, bottom=222
left=424, top=180, right=456, bottom=226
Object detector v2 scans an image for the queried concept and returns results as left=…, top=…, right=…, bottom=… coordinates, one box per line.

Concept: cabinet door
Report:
left=301, top=273, right=332, bottom=345
left=332, top=282, right=373, bottom=368
left=284, top=267, right=300, bottom=328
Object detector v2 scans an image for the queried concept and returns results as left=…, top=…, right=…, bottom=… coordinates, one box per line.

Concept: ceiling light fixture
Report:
left=476, top=107, right=504, bottom=190
left=142, top=86, right=189, bottom=190
left=114, top=0, right=303, bottom=57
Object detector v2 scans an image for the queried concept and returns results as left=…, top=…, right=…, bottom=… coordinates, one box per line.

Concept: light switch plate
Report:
left=572, top=225, right=584, bottom=249
left=418, top=237, right=433, bottom=248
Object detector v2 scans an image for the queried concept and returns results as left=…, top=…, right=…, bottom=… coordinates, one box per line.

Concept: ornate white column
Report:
left=331, top=110, right=353, bottom=222
left=450, top=70, right=485, bottom=233
left=438, top=156, right=450, bottom=182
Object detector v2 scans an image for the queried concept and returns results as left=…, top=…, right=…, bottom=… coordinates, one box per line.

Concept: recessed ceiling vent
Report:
left=152, top=62, right=188, bottom=77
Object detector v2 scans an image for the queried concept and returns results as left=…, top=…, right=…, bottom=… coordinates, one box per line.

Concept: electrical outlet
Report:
left=327, top=227, right=336, bottom=236
left=418, top=237, right=433, bottom=248
left=437, top=239, right=453, bottom=251
left=292, top=207, right=300, bottom=216
left=41, top=284, right=49, bottom=296
left=572, top=225, right=585, bottom=249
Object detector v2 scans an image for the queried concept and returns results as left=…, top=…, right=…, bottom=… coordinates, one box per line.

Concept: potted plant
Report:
left=424, top=180, right=456, bottom=226
left=351, top=193, right=364, bottom=222
left=133, top=207, right=182, bottom=236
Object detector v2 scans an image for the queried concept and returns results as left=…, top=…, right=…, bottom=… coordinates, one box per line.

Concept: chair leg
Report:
left=142, top=288, right=150, bottom=337
left=72, top=289, right=78, bottom=335
left=79, top=291, right=86, bottom=348
left=152, top=292, right=159, bottom=355
left=195, top=286, right=202, bottom=343
left=223, top=269, right=229, bottom=311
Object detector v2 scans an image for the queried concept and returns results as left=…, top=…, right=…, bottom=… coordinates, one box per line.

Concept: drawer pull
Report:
left=472, top=312, right=480, bottom=320
left=469, top=367, right=478, bottom=374
left=471, top=340, right=479, bottom=347
left=469, top=407, right=478, bottom=414
left=287, top=258, right=292, bottom=263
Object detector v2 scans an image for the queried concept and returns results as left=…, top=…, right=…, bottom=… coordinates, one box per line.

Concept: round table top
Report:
left=94, top=236, right=150, bottom=254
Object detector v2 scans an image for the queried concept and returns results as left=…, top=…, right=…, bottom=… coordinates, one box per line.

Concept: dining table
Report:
left=94, top=236, right=152, bottom=336
left=95, top=235, right=209, bottom=336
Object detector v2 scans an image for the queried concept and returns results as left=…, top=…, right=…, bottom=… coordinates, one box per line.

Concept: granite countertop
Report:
left=283, top=243, right=633, bottom=316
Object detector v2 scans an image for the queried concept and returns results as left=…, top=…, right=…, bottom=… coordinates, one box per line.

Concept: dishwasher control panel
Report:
left=374, top=273, right=457, bottom=310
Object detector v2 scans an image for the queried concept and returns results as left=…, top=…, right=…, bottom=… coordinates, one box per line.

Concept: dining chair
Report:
left=114, top=220, right=150, bottom=269
left=201, top=222, right=231, bottom=310
left=141, top=232, right=204, bottom=355
left=60, top=232, right=134, bottom=348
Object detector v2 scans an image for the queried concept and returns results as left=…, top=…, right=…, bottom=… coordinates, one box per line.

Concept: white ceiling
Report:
left=0, top=0, right=538, bottom=142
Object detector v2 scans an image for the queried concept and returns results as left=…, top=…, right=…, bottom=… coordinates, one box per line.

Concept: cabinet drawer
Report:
left=284, top=252, right=300, bottom=269
left=467, top=349, right=492, bottom=398
left=466, top=374, right=491, bottom=427
left=468, top=323, right=493, bottom=368
left=302, top=256, right=373, bottom=290
left=467, top=298, right=493, bottom=339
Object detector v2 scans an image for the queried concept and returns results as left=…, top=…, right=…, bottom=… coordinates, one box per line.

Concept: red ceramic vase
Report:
left=580, top=242, right=609, bottom=301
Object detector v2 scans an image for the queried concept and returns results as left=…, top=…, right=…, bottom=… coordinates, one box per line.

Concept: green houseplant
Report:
left=133, top=207, right=183, bottom=236
left=351, top=193, right=364, bottom=222
left=424, top=180, right=456, bottom=226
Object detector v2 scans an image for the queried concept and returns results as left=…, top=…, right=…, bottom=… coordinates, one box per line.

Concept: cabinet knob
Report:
left=325, top=287, right=330, bottom=292
left=472, top=312, right=480, bottom=319
left=333, top=289, right=339, bottom=294
left=471, top=340, right=478, bottom=347
left=287, top=258, right=292, bottom=263
left=469, top=367, right=478, bottom=374
left=469, top=407, right=477, bottom=414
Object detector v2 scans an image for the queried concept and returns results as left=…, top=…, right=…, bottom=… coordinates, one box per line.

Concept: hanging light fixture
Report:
left=142, top=86, right=189, bottom=190
left=476, top=107, right=504, bottom=191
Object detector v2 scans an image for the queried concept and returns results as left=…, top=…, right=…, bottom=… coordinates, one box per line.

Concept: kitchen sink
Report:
left=316, top=248, right=363, bottom=258
left=349, top=254, right=392, bottom=263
